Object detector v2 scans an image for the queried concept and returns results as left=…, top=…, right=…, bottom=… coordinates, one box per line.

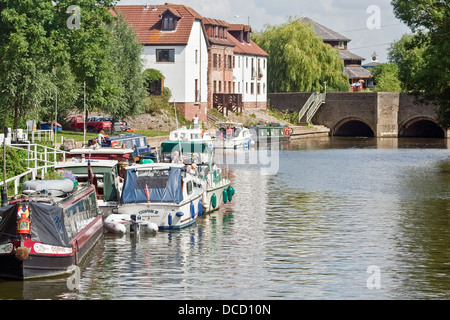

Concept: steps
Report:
left=298, top=92, right=326, bottom=125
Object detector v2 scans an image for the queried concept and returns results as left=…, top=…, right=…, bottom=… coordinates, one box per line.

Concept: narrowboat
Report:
left=248, top=124, right=292, bottom=143
left=0, top=179, right=104, bottom=280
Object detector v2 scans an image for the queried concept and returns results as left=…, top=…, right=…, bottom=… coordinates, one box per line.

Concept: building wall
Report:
left=207, top=44, right=235, bottom=108
left=141, top=20, right=209, bottom=121
left=234, top=54, right=268, bottom=108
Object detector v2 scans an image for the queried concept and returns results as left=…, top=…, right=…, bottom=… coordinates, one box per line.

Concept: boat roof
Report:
left=69, top=148, right=134, bottom=155
left=125, top=163, right=185, bottom=171
left=55, top=159, right=119, bottom=169
left=216, top=121, right=244, bottom=126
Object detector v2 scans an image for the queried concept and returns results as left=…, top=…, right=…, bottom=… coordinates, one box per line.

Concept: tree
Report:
left=253, top=16, right=349, bottom=93
left=0, top=0, right=56, bottom=130
left=391, top=0, right=450, bottom=128
left=106, top=15, right=146, bottom=130
left=371, top=63, right=402, bottom=92
left=0, top=1, right=146, bottom=131
left=388, top=34, right=427, bottom=92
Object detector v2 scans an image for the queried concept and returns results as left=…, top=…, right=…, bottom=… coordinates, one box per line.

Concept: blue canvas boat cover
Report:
left=120, top=166, right=184, bottom=204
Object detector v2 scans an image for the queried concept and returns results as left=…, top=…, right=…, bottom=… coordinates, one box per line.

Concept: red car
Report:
left=66, top=115, right=111, bottom=133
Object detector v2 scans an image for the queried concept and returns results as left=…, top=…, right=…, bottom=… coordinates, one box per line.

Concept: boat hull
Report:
left=116, top=194, right=202, bottom=231
left=201, top=179, right=231, bottom=213
left=213, top=138, right=253, bottom=149
left=0, top=215, right=103, bottom=280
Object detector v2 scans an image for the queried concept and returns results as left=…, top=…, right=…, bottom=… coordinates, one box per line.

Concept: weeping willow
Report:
left=253, top=16, right=349, bottom=93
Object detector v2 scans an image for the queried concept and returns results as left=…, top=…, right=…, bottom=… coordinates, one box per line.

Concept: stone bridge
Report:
left=268, top=92, right=449, bottom=138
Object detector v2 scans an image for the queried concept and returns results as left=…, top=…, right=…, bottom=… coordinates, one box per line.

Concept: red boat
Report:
left=0, top=179, right=104, bottom=280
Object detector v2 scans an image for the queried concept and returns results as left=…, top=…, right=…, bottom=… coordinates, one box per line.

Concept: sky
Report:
left=115, top=0, right=412, bottom=63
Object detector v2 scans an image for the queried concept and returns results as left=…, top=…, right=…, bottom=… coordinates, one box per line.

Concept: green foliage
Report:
left=388, top=34, right=427, bottom=92
left=253, top=16, right=349, bottom=93
left=143, top=68, right=164, bottom=85
left=391, top=0, right=450, bottom=128
left=0, top=1, right=146, bottom=130
left=372, top=63, right=402, bottom=92
left=146, top=88, right=173, bottom=115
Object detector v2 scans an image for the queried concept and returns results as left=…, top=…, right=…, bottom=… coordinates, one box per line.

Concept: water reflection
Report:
left=1, top=137, right=449, bottom=299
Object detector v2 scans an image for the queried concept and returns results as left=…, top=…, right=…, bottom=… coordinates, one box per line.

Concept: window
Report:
left=195, top=50, right=198, bottom=64
left=195, top=79, right=198, bottom=103
left=163, top=17, right=174, bottom=30
left=227, top=55, right=232, bottom=69
left=156, top=49, right=175, bottom=62
left=213, top=54, right=218, bottom=68
left=186, top=181, right=193, bottom=195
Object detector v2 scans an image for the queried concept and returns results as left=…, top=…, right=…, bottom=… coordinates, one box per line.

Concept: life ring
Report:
left=284, top=127, right=290, bottom=136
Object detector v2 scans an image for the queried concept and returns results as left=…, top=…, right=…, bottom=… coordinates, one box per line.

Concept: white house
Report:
left=229, top=24, right=269, bottom=108
left=113, top=4, right=209, bottom=121
left=113, top=4, right=269, bottom=120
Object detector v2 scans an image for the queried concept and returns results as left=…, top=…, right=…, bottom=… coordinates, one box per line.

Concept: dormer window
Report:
left=160, top=9, right=182, bottom=31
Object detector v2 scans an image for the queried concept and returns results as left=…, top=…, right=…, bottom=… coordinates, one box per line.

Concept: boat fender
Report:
left=190, top=202, right=195, bottom=219
left=168, top=213, right=173, bottom=226
left=211, top=193, right=217, bottom=209
left=198, top=201, right=203, bottom=216
left=145, top=222, right=159, bottom=233
left=284, top=127, right=290, bottom=136
left=227, top=186, right=235, bottom=202
left=223, top=189, right=228, bottom=204
left=176, top=212, right=184, bottom=217
left=15, top=247, right=29, bottom=261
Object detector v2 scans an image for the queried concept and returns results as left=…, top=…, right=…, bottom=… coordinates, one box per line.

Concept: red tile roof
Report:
left=228, top=24, right=268, bottom=57
left=112, top=4, right=268, bottom=57
left=112, top=4, right=202, bottom=45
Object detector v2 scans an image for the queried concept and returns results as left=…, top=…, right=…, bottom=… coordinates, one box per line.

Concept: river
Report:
left=1, top=137, right=449, bottom=300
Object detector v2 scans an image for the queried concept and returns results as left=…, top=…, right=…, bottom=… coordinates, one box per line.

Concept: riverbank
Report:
left=129, top=108, right=330, bottom=144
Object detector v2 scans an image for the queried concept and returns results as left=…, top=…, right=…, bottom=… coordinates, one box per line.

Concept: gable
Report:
left=112, top=4, right=202, bottom=45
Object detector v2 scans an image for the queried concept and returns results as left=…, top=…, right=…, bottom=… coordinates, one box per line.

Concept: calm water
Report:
left=1, top=137, right=450, bottom=300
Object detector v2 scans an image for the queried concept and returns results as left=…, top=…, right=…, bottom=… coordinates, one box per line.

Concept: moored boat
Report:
left=169, top=125, right=213, bottom=144
left=106, top=163, right=203, bottom=232
left=54, top=159, right=123, bottom=217
left=248, top=124, right=292, bottom=143
left=213, top=122, right=255, bottom=149
left=0, top=180, right=104, bottom=280
left=160, top=140, right=233, bottom=214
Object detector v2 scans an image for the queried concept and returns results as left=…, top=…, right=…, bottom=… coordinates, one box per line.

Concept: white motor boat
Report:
left=107, top=163, right=203, bottom=232
left=213, top=122, right=255, bottom=149
left=169, top=125, right=213, bottom=143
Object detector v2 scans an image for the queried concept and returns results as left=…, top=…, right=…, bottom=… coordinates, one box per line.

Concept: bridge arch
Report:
left=332, top=117, right=375, bottom=137
left=399, top=117, right=445, bottom=138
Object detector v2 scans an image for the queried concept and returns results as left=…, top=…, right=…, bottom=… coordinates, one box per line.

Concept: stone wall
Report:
left=268, top=92, right=445, bottom=137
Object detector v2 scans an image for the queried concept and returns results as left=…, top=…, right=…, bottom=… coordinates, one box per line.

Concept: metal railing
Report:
left=0, top=143, right=67, bottom=196
left=298, top=92, right=326, bottom=124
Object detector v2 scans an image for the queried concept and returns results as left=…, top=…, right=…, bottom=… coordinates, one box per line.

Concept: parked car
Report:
left=94, top=116, right=131, bottom=133
left=66, top=115, right=111, bottom=133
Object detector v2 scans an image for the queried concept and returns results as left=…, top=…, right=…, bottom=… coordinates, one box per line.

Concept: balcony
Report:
left=213, top=93, right=243, bottom=116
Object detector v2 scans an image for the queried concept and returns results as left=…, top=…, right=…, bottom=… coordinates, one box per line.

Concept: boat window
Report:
left=136, top=170, right=169, bottom=189
left=186, top=180, right=193, bottom=195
